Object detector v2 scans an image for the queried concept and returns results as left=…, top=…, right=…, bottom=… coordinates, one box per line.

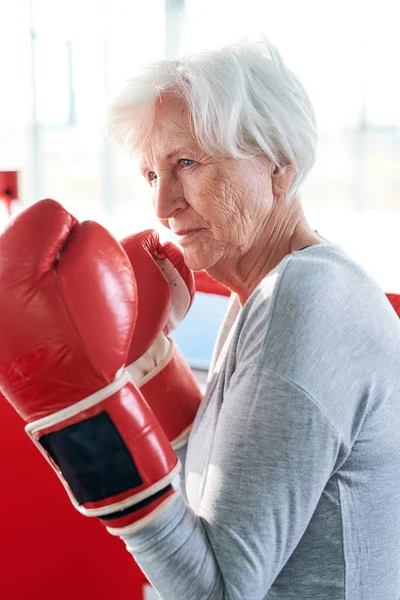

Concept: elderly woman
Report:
left=105, top=38, right=400, bottom=599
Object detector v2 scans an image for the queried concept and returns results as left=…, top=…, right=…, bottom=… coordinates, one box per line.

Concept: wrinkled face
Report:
left=138, top=93, right=275, bottom=271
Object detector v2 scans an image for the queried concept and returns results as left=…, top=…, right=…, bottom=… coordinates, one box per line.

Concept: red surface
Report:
left=194, top=271, right=231, bottom=297
left=0, top=399, right=148, bottom=600
left=0, top=171, right=18, bottom=216
left=386, top=293, right=400, bottom=317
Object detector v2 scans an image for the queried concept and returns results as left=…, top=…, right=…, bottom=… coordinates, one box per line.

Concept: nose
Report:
left=153, top=176, right=187, bottom=221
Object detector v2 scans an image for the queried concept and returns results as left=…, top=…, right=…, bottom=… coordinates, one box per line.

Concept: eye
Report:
left=148, top=171, right=157, bottom=184
left=180, top=159, right=195, bottom=168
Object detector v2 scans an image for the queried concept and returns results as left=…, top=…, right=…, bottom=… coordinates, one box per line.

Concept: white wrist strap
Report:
left=127, top=334, right=172, bottom=387
left=153, top=257, right=191, bottom=332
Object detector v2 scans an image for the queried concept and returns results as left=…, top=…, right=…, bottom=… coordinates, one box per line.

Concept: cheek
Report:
left=211, top=183, right=245, bottom=236
left=186, top=175, right=232, bottom=224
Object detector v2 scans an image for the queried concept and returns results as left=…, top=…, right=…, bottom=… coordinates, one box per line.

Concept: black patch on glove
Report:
left=40, top=412, right=143, bottom=504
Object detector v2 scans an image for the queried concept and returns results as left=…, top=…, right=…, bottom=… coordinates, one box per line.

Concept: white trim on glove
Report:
left=25, top=368, right=181, bottom=518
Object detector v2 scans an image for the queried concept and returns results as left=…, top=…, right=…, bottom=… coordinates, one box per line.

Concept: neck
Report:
left=207, top=198, right=324, bottom=306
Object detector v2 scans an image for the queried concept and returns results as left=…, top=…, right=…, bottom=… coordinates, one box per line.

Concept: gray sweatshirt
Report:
left=122, top=242, right=400, bottom=599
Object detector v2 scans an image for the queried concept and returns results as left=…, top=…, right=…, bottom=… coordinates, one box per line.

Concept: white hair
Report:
left=107, top=36, right=317, bottom=201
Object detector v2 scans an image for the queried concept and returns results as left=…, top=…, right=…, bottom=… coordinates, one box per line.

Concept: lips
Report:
left=173, top=228, right=205, bottom=244
left=174, top=228, right=203, bottom=236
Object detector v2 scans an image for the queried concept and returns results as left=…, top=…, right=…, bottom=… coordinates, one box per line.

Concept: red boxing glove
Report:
left=121, top=230, right=203, bottom=449
left=0, top=200, right=179, bottom=535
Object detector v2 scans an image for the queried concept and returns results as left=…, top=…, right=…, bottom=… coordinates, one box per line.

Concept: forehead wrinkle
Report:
left=147, top=99, right=198, bottom=164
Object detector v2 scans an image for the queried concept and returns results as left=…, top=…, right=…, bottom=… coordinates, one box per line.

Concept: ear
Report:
left=271, top=164, right=296, bottom=197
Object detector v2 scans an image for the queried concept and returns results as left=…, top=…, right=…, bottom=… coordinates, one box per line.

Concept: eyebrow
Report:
left=138, top=162, right=150, bottom=175
left=140, top=146, right=199, bottom=172
left=164, top=147, right=196, bottom=160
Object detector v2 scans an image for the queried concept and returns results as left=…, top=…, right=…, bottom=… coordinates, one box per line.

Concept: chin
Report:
left=181, top=246, right=216, bottom=272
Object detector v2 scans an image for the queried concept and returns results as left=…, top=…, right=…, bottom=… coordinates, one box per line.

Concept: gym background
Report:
left=0, top=2, right=399, bottom=599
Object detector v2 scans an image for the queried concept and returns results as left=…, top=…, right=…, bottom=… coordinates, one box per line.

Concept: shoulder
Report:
left=240, top=243, right=354, bottom=333
left=236, top=242, right=388, bottom=367
left=228, top=243, right=399, bottom=446
left=258, top=242, right=365, bottom=305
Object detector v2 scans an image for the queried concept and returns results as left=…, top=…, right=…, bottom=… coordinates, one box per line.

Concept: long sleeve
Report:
left=122, top=366, right=345, bottom=599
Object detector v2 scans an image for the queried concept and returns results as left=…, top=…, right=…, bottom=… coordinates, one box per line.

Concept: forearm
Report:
left=122, top=496, right=224, bottom=600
